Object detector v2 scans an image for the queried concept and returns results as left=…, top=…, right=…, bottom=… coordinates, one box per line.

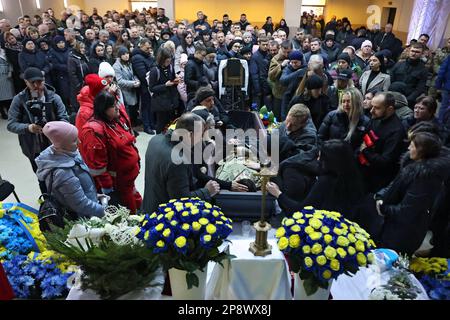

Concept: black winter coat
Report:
left=378, top=152, right=449, bottom=255
left=131, top=48, right=155, bottom=91
left=289, top=94, right=332, bottom=129
left=87, top=51, right=106, bottom=74
left=184, top=56, right=208, bottom=100
left=390, top=58, right=428, bottom=107
left=147, top=64, right=179, bottom=113
left=318, top=110, right=370, bottom=150
left=360, top=113, right=407, bottom=193
left=142, top=133, right=211, bottom=213
left=249, top=49, right=271, bottom=97
left=68, top=50, right=90, bottom=109
left=321, top=42, right=341, bottom=64
left=48, top=47, right=70, bottom=102
left=18, top=48, right=51, bottom=80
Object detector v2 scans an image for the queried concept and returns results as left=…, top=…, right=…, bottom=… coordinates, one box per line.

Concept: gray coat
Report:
left=7, top=87, right=69, bottom=159
left=113, top=59, right=139, bottom=106
left=35, top=146, right=104, bottom=218
left=359, top=70, right=391, bottom=95
left=142, top=133, right=211, bottom=214
left=0, top=54, right=15, bottom=101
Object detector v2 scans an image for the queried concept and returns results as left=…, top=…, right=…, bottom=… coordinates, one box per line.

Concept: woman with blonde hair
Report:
left=318, top=87, right=370, bottom=150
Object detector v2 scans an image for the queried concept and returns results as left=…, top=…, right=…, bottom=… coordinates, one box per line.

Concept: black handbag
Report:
left=38, top=169, right=77, bottom=232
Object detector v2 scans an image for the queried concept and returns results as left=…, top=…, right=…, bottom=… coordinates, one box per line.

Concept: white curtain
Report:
left=407, top=0, right=450, bottom=50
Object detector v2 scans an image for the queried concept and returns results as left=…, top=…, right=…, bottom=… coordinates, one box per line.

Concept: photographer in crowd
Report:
left=7, top=67, right=68, bottom=193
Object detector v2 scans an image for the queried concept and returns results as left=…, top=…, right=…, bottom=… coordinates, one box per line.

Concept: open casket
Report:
left=211, top=110, right=277, bottom=221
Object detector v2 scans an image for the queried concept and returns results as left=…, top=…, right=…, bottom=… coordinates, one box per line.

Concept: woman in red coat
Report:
left=0, top=262, right=14, bottom=300
left=80, top=91, right=142, bottom=213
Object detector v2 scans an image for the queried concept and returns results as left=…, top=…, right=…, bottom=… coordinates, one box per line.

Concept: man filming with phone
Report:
left=7, top=67, right=69, bottom=193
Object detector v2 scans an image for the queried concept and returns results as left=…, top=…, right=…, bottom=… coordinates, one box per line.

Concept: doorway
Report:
left=381, top=7, right=397, bottom=27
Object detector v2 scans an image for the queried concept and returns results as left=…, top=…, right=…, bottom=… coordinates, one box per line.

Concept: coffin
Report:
left=213, top=110, right=277, bottom=221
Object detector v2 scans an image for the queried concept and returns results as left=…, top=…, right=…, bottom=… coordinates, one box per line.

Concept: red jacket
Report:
left=80, top=111, right=139, bottom=191
left=75, top=85, right=94, bottom=136
left=0, top=262, right=14, bottom=300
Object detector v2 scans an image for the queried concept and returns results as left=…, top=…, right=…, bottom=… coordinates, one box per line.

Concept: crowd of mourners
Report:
left=1, top=7, right=450, bottom=258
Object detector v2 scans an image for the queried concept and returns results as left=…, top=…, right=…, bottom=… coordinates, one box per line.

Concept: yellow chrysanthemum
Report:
left=350, top=225, right=357, bottom=234
left=278, top=237, right=289, bottom=250
left=144, top=230, right=150, bottom=240
left=199, top=218, right=209, bottom=225
left=322, top=270, right=332, bottom=280
left=296, top=219, right=306, bottom=225
left=369, top=239, right=377, bottom=248
left=304, top=257, right=314, bottom=268
left=157, top=214, right=164, bottom=220
left=170, top=220, right=178, bottom=227
left=163, top=228, right=172, bottom=237
left=290, top=225, right=301, bottom=233
left=324, top=246, right=337, bottom=260
left=367, top=252, right=375, bottom=264
left=309, top=232, right=322, bottom=241
left=316, top=255, right=327, bottom=266
left=164, top=208, right=172, bottom=212
left=292, top=212, right=303, bottom=220
left=330, top=259, right=340, bottom=271
left=348, top=234, right=357, bottom=243
left=181, top=223, right=190, bottom=231
left=181, top=211, right=189, bottom=217
left=311, top=243, right=323, bottom=255
left=289, top=234, right=301, bottom=248
left=191, top=208, right=200, bottom=215
left=348, top=246, right=356, bottom=255
left=337, top=236, right=349, bottom=247
left=142, top=220, right=148, bottom=227
left=150, top=212, right=157, bottom=219
left=355, top=240, right=365, bottom=252
left=333, top=227, right=343, bottom=236
left=324, top=234, right=333, bottom=244
left=192, top=221, right=201, bottom=231
left=206, top=224, right=217, bottom=234
left=302, top=245, right=311, bottom=254
left=284, top=218, right=295, bottom=227
left=205, top=203, right=212, bottom=209
left=321, top=226, right=330, bottom=234
left=156, top=240, right=165, bottom=248
left=203, top=235, right=212, bottom=242
left=212, top=210, right=219, bottom=217
left=309, top=218, right=322, bottom=229
left=174, top=236, right=187, bottom=248
left=337, top=248, right=347, bottom=259
left=164, top=211, right=174, bottom=221
left=357, top=252, right=367, bottom=266
left=304, top=226, right=314, bottom=234
left=275, top=227, right=286, bottom=238
left=155, top=223, right=164, bottom=232
left=185, top=203, right=193, bottom=208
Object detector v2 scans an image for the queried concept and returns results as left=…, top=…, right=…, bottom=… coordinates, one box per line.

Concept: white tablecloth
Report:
left=205, top=239, right=292, bottom=300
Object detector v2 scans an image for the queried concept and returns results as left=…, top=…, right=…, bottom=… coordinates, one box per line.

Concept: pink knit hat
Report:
left=43, top=121, right=78, bottom=151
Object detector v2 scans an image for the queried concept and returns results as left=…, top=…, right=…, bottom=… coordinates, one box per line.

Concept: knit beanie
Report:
left=288, top=50, right=304, bottom=61
left=117, top=46, right=129, bottom=58
left=306, top=74, right=324, bottom=90
left=195, top=87, right=215, bottom=103
left=337, top=53, right=351, bottom=65
left=98, top=62, right=115, bottom=78
left=43, top=121, right=78, bottom=151
left=361, top=40, right=373, bottom=49
left=53, top=35, right=65, bottom=44
left=85, top=74, right=109, bottom=97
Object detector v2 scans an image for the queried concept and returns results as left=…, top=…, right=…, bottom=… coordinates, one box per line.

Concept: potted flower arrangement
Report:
left=275, top=206, right=376, bottom=299
left=137, top=198, right=234, bottom=300
left=259, top=106, right=279, bottom=133
left=45, top=206, right=162, bottom=300
left=369, top=270, right=423, bottom=300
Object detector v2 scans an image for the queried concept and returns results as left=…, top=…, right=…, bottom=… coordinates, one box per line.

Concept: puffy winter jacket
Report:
left=184, top=55, right=208, bottom=100
left=35, top=146, right=104, bottom=218
left=390, top=58, right=428, bottom=107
